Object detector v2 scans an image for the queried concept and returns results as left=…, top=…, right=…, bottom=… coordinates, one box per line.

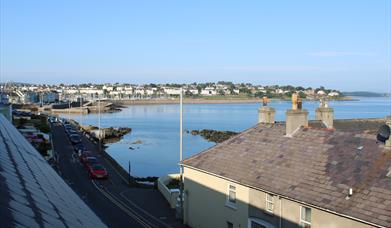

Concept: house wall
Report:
left=184, top=167, right=373, bottom=228
left=183, top=167, right=249, bottom=228
left=248, top=188, right=373, bottom=228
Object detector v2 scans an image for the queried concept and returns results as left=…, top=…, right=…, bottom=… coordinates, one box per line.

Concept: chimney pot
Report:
left=316, top=98, right=334, bottom=128
left=292, top=93, right=298, bottom=110
left=286, top=93, right=308, bottom=136
left=262, top=96, right=268, bottom=107
left=297, top=98, right=303, bottom=110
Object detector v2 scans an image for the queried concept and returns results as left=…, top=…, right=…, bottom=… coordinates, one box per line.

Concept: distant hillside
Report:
left=342, top=91, right=389, bottom=97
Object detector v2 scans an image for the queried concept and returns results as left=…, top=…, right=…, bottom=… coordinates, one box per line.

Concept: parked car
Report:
left=69, top=134, right=82, bottom=144
left=79, top=151, right=93, bottom=163
left=66, top=129, right=78, bottom=136
left=84, top=157, right=99, bottom=168
left=64, top=124, right=72, bottom=131
left=73, top=143, right=85, bottom=153
left=48, top=116, right=57, bottom=123
left=87, top=164, right=108, bottom=179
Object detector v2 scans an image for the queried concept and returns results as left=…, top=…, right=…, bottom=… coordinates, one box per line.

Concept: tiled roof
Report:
left=182, top=118, right=391, bottom=227
left=0, top=114, right=107, bottom=228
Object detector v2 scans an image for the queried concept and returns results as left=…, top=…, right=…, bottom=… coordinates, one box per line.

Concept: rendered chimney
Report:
left=315, top=97, right=334, bottom=128
left=385, top=116, right=391, bottom=151
left=286, top=93, right=308, bottom=136
left=258, top=96, right=275, bottom=124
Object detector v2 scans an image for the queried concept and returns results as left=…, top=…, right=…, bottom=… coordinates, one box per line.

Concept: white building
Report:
left=328, top=91, right=340, bottom=97
left=201, top=87, right=217, bottom=96
left=164, top=87, right=182, bottom=95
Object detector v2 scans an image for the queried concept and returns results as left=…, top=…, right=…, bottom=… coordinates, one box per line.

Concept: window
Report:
left=248, top=218, right=275, bottom=228
left=300, top=206, right=311, bottom=228
left=227, top=221, right=233, bottom=228
left=227, top=184, right=236, bottom=207
left=251, top=221, right=267, bottom=228
left=266, top=194, right=274, bottom=213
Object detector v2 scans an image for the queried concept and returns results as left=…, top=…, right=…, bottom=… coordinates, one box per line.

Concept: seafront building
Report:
left=181, top=98, right=391, bottom=228
left=0, top=82, right=343, bottom=106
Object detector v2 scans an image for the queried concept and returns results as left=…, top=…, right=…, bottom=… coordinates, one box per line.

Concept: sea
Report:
left=62, top=97, right=391, bottom=177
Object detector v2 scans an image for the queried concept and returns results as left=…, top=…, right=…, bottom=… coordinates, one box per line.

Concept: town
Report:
left=0, top=82, right=342, bottom=104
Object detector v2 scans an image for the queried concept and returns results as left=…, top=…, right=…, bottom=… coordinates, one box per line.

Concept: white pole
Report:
left=80, top=94, right=83, bottom=127
left=98, top=94, right=101, bottom=150
left=68, top=95, right=70, bottom=121
left=179, top=87, right=184, bottom=220
left=180, top=88, right=183, bottom=168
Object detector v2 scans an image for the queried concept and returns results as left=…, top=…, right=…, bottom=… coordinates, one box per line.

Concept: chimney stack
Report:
left=286, top=93, right=308, bottom=136
left=385, top=116, right=391, bottom=151
left=258, top=96, right=275, bottom=124
left=315, top=97, right=334, bottom=128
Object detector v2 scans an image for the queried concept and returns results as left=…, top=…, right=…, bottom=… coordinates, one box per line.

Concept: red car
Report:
left=79, top=151, right=93, bottom=163
left=87, top=164, right=108, bottom=179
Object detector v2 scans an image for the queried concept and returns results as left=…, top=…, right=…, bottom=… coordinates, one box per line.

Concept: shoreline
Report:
left=111, top=97, right=357, bottom=105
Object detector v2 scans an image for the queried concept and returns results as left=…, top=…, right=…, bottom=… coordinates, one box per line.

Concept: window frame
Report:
left=300, top=206, right=311, bottom=227
left=226, top=184, right=237, bottom=209
left=265, top=193, right=274, bottom=213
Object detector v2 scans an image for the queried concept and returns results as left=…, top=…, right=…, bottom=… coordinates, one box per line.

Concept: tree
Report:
left=298, top=91, right=307, bottom=98
left=254, top=91, right=265, bottom=98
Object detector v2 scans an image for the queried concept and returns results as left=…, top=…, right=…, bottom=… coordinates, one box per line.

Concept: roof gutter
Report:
left=181, top=164, right=386, bottom=228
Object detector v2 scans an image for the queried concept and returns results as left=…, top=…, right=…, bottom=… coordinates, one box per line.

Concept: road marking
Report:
left=119, top=190, right=173, bottom=228
left=92, top=180, right=155, bottom=228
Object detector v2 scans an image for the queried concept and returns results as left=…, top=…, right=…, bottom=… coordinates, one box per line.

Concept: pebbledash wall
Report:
left=183, top=166, right=373, bottom=228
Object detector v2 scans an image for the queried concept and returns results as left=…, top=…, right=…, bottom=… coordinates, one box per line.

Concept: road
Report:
left=51, top=122, right=185, bottom=228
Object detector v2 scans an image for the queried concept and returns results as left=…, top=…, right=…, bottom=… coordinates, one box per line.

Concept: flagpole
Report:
left=179, top=87, right=184, bottom=220
left=98, top=94, right=101, bottom=150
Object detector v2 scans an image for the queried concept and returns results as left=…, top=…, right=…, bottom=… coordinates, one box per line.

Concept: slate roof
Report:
left=182, top=118, right=391, bottom=227
left=0, top=114, right=107, bottom=228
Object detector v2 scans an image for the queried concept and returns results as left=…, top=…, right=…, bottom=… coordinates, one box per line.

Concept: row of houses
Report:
left=0, top=90, right=59, bottom=104
left=0, top=83, right=341, bottom=105
left=178, top=97, right=390, bottom=228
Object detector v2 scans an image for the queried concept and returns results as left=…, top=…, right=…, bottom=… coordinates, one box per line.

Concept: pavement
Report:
left=51, top=122, right=186, bottom=228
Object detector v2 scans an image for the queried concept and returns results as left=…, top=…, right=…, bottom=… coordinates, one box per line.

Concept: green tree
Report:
left=298, top=91, right=307, bottom=98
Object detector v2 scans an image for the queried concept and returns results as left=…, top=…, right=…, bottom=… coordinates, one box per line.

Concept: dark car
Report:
left=79, top=151, right=93, bottom=163
left=84, top=157, right=99, bottom=167
left=67, top=129, right=78, bottom=136
left=87, top=164, right=108, bottom=179
left=73, top=143, right=85, bottom=153
left=69, top=134, right=82, bottom=144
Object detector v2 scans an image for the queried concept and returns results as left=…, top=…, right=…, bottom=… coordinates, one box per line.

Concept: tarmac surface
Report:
left=51, top=122, right=185, bottom=228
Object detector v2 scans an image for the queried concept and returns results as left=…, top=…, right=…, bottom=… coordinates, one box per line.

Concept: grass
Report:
left=166, top=179, right=180, bottom=189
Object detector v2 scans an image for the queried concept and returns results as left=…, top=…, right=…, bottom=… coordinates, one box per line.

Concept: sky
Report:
left=0, top=0, right=390, bottom=92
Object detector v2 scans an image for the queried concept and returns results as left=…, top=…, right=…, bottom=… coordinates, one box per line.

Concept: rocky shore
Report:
left=190, top=129, right=238, bottom=143
left=79, top=124, right=131, bottom=144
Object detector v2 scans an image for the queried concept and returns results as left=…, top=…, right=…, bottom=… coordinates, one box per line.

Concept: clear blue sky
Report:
left=1, top=0, right=390, bottom=92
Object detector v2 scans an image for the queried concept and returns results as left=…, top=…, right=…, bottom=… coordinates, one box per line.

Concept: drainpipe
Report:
left=279, top=196, right=282, bottom=228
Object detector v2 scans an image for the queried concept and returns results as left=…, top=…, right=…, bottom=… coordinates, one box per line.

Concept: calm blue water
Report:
left=63, top=97, right=391, bottom=177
